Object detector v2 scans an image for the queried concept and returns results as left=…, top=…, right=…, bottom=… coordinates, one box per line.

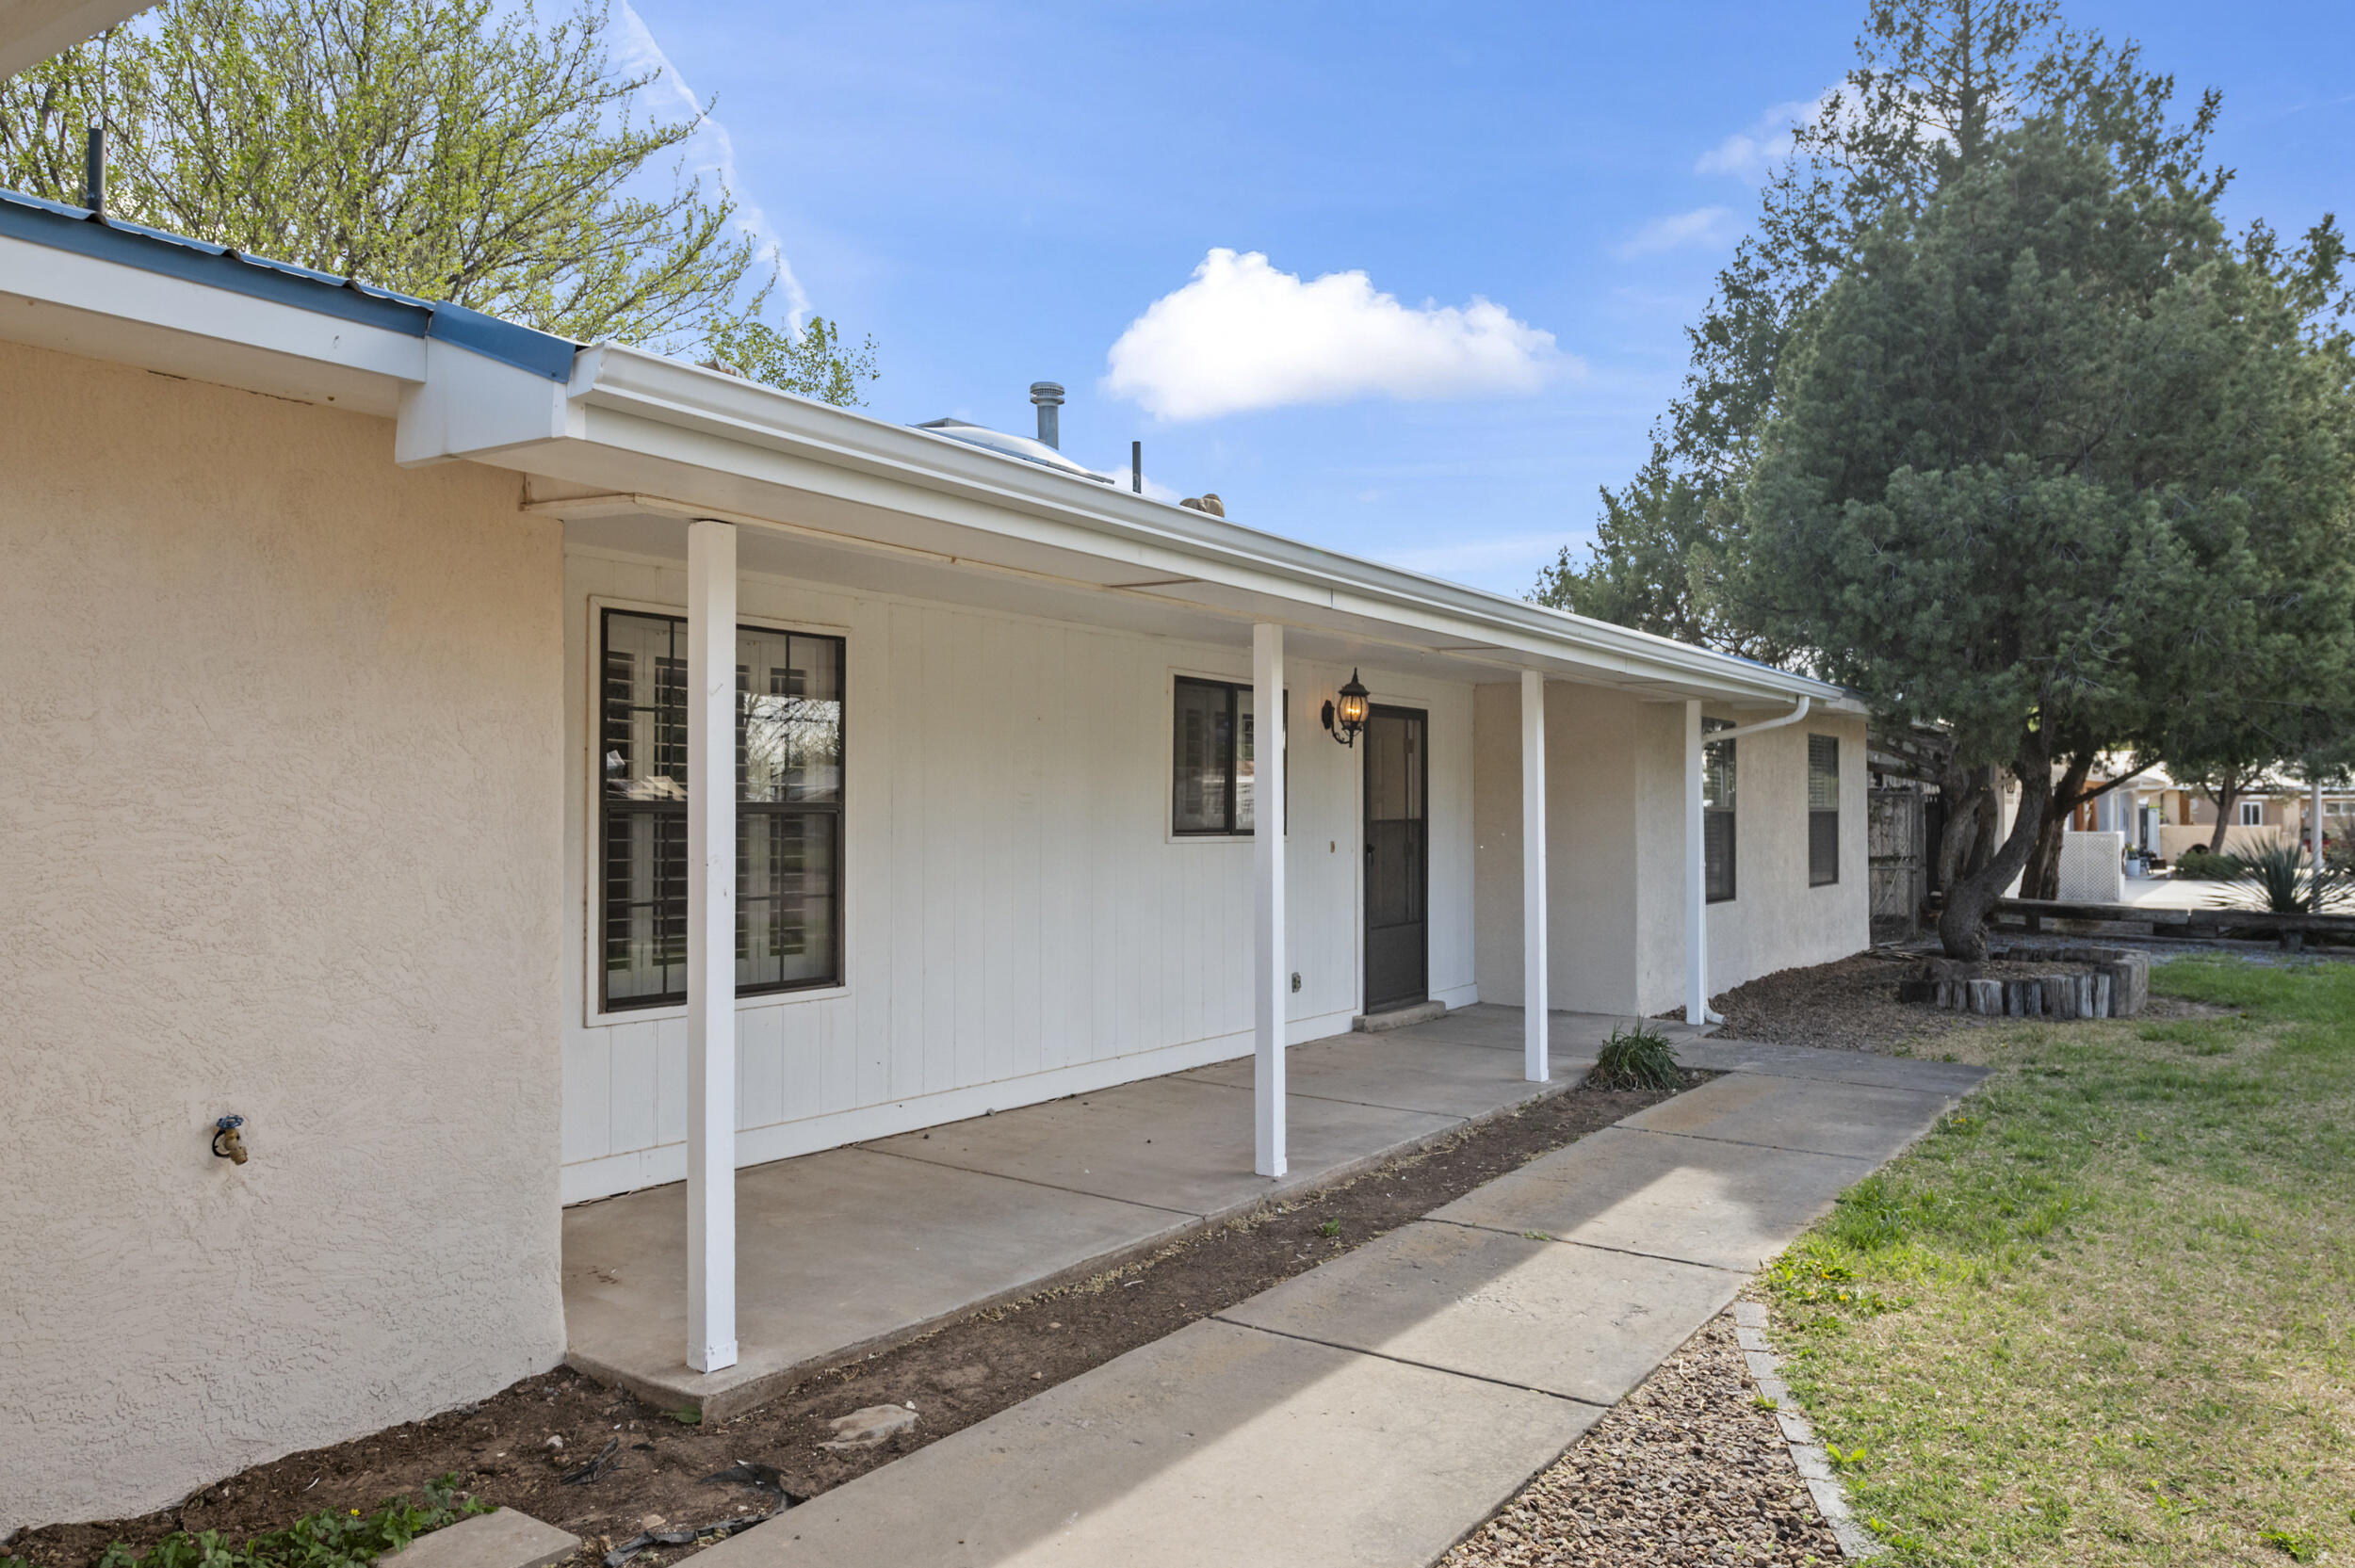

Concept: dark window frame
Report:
left=1808, top=733, right=1840, bottom=887
left=598, top=606, right=846, bottom=1014
left=1170, top=676, right=1284, bottom=837
left=1703, top=719, right=1736, bottom=904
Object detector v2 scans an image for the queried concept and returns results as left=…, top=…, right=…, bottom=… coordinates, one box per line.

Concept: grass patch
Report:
left=1765, top=957, right=2355, bottom=1565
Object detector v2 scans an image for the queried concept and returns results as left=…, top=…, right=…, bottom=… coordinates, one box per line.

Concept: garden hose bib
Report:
left=212, top=1114, right=249, bottom=1165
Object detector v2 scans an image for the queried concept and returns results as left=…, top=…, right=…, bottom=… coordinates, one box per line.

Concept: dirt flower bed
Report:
left=1443, top=1313, right=1840, bottom=1567
left=10, top=1076, right=1694, bottom=1568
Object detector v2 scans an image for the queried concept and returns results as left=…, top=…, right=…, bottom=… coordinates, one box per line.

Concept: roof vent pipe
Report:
left=1029, top=381, right=1064, bottom=449
left=84, top=126, right=105, bottom=215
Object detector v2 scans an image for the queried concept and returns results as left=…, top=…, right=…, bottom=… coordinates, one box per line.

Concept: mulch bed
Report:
left=1694, top=946, right=2230, bottom=1055
left=10, top=1075, right=1693, bottom=1568
left=1670, top=948, right=1990, bottom=1055
left=1442, top=1313, right=1842, bottom=1567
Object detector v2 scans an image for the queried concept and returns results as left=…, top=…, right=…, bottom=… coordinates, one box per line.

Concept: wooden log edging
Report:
left=1897, top=946, right=2150, bottom=1019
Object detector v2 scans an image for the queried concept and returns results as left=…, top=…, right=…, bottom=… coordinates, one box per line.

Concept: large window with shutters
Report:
left=599, top=608, right=845, bottom=1011
left=1703, top=719, right=1736, bottom=903
left=1808, top=734, right=1840, bottom=886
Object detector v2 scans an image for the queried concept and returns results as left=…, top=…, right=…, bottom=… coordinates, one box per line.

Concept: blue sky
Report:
left=615, top=1, right=2355, bottom=597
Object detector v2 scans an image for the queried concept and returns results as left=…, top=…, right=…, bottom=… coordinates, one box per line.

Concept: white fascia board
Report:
left=393, top=336, right=577, bottom=466
left=0, top=233, right=425, bottom=391
left=523, top=343, right=1857, bottom=709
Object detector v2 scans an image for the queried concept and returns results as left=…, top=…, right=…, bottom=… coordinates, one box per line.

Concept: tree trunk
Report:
left=1935, top=757, right=1987, bottom=893
left=2206, top=780, right=2239, bottom=853
left=1939, top=733, right=2053, bottom=960
left=2022, top=752, right=2097, bottom=900
left=1965, top=767, right=2002, bottom=880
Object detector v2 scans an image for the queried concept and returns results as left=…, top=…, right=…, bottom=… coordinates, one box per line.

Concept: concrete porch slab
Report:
left=562, top=1147, right=1194, bottom=1418
left=1218, top=1220, right=1742, bottom=1406
left=862, top=1075, right=1460, bottom=1221
left=1614, top=1069, right=1955, bottom=1161
left=1176, top=1030, right=1570, bottom=1118
left=1432, top=1123, right=1880, bottom=1272
left=690, top=1317, right=1600, bottom=1568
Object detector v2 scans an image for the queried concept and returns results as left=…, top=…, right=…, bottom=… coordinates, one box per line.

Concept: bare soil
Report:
left=10, top=1076, right=1693, bottom=1568
left=1442, top=1313, right=1841, bottom=1567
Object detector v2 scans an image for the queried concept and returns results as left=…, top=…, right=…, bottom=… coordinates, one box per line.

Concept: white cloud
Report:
left=1614, top=206, right=1740, bottom=260
left=1695, top=91, right=1836, bottom=183
left=610, top=1, right=810, bottom=326
left=1102, top=250, right=1567, bottom=422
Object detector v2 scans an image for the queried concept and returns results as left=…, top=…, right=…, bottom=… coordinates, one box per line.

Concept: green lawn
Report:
left=1766, top=957, right=2355, bottom=1565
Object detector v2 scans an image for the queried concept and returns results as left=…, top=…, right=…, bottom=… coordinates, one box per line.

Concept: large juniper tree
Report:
left=1535, top=0, right=2220, bottom=663
left=1740, top=121, right=2355, bottom=956
left=1, top=0, right=876, bottom=400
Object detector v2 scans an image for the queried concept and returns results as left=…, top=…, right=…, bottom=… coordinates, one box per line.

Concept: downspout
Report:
left=1686, top=696, right=1811, bottom=1028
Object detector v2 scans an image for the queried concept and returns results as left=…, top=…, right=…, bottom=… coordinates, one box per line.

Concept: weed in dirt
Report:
left=1589, top=1020, right=1681, bottom=1090
left=4, top=1477, right=488, bottom=1568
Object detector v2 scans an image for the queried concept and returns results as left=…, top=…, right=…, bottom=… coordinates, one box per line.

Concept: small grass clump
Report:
left=1589, top=1020, right=1681, bottom=1091
left=1763, top=957, right=2355, bottom=1565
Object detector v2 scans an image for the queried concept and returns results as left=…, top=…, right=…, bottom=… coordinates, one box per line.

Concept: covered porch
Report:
left=561, top=1004, right=1708, bottom=1417
left=427, top=348, right=1853, bottom=1395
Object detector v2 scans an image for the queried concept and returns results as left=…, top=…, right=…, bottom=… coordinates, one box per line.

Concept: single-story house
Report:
left=0, top=184, right=1870, bottom=1530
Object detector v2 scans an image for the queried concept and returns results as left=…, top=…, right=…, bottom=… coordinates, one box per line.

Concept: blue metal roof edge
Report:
left=0, top=186, right=577, bottom=381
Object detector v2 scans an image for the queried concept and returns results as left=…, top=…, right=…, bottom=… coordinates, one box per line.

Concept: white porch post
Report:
left=1253, top=622, right=1287, bottom=1178
left=1520, top=671, right=1549, bottom=1081
left=1685, top=699, right=1708, bottom=1030
left=686, top=519, right=739, bottom=1373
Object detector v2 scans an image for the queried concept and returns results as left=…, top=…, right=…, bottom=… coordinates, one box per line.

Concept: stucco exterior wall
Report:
left=1473, top=685, right=1869, bottom=1019
left=0, top=342, right=568, bottom=1530
left=1693, top=712, right=1871, bottom=1008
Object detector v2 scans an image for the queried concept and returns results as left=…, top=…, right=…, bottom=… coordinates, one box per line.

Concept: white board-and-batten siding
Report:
left=560, top=546, right=1478, bottom=1203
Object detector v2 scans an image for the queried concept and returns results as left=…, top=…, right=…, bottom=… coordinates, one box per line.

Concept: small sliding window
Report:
left=1172, top=677, right=1257, bottom=836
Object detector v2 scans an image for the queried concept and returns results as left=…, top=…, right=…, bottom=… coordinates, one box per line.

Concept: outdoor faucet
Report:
left=213, top=1114, right=249, bottom=1165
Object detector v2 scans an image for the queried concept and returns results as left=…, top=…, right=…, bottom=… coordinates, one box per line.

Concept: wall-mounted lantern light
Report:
left=1322, top=670, right=1370, bottom=748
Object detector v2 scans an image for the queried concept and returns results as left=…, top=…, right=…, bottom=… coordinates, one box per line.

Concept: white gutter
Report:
left=1686, top=697, right=1811, bottom=1027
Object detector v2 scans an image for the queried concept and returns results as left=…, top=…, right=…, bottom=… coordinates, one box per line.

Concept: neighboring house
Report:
left=0, top=186, right=1869, bottom=1528
left=2063, top=767, right=2351, bottom=864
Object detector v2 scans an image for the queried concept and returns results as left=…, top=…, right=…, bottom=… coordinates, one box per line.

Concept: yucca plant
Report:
left=2219, top=840, right=2355, bottom=913
left=1590, top=1021, right=1682, bottom=1091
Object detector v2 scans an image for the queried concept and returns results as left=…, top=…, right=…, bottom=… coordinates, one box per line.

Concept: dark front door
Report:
left=1363, top=704, right=1429, bottom=1013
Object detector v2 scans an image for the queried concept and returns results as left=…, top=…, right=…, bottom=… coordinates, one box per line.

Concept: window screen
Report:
left=1808, top=734, right=1840, bottom=887
left=1172, top=677, right=1258, bottom=835
left=1703, top=721, right=1735, bottom=903
left=600, top=608, right=844, bottom=1010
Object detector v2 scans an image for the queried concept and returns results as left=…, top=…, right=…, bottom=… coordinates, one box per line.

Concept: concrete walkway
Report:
left=563, top=1006, right=1702, bottom=1417
left=695, top=1034, right=1986, bottom=1568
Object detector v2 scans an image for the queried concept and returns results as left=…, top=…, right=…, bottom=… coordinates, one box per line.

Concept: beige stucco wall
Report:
left=1693, top=712, right=1871, bottom=1006
left=0, top=342, right=568, bottom=1530
left=1473, top=683, right=1869, bottom=1018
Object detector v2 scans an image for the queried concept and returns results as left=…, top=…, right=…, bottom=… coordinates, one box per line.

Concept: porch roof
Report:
left=0, top=193, right=1857, bottom=707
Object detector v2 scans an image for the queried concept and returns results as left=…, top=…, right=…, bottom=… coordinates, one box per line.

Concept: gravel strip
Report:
left=1442, top=1313, right=1843, bottom=1567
